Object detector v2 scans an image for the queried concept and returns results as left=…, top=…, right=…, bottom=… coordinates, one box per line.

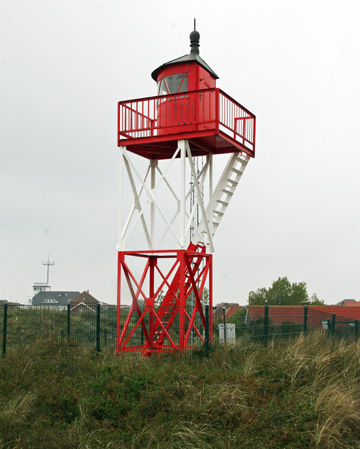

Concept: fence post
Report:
left=205, top=305, right=209, bottom=357
left=332, top=314, right=336, bottom=336
left=96, top=304, right=101, bottom=352
left=264, top=304, right=269, bottom=346
left=303, top=304, right=308, bottom=336
left=355, top=320, right=359, bottom=338
left=2, top=304, right=8, bottom=358
left=67, top=304, right=70, bottom=339
left=327, top=319, right=331, bottom=337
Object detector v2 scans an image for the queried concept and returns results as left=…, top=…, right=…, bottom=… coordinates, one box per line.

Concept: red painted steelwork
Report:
left=115, top=243, right=213, bottom=355
left=118, top=88, right=256, bottom=158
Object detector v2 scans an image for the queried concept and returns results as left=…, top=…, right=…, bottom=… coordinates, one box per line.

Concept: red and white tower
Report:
left=116, top=23, right=256, bottom=355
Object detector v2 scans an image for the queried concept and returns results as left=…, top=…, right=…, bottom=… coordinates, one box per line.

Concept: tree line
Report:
left=248, top=277, right=324, bottom=306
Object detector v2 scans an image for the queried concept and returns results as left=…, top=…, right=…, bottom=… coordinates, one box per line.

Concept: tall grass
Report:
left=0, top=333, right=360, bottom=448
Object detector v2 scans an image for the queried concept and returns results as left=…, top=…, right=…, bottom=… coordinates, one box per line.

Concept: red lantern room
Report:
left=118, top=23, right=255, bottom=159
left=151, top=26, right=218, bottom=137
left=116, top=23, right=256, bottom=355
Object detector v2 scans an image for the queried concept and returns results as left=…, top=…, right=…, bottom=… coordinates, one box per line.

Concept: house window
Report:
left=43, top=299, right=59, bottom=304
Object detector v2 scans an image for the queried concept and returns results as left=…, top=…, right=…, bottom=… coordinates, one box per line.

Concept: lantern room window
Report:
left=157, top=73, right=188, bottom=95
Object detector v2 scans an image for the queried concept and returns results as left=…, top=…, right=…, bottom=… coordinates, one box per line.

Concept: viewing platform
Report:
left=118, top=88, right=256, bottom=160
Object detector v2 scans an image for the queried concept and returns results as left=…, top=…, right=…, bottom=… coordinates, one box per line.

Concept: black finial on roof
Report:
left=190, top=18, right=200, bottom=55
left=151, top=19, right=219, bottom=81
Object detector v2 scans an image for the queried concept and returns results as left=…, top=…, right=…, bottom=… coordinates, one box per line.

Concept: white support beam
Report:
left=179, top=140, right=186, bottom=249
left=117, top=142, right=249, bottom=252
left=185, top=140, right=215, bottom=253
left=117, top=146, right=125, bottom=250
left=123, top=155, right=153, bottom=249
left=150, top=159, right=157, bottom=246
left=120, top=164, right=151, bottom=245
left=208, top=154, right=213, bottom=239
left=124, top=147, right=183, bottom=248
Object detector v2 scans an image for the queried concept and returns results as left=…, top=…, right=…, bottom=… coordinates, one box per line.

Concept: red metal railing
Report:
left=217, top=90, right=256, bottom=153
left=118, top=88, right=255, bottom=154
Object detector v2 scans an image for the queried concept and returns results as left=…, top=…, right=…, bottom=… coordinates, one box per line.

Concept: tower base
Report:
left=115, top=243, right=213, bottom=355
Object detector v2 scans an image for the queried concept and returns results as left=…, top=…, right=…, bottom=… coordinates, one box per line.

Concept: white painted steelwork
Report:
left=117, top=140, right=249, bottom=253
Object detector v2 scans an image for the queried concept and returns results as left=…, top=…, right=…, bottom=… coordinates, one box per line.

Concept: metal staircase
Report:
left=197, top=152, right=250, bottom=241
left=153, top=242, right=206, bottom=347
left=150, top=151, right=250, bottom=348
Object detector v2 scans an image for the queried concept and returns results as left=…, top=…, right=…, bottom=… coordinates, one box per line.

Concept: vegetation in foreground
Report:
left=0, top=334, right=360, bottom=449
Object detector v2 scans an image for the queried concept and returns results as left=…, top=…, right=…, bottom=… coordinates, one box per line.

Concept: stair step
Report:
left=236, top=156, right=248, bottom=165
left=226, top=179, right=238, bottom=186
left=221, top=188, right=234, bottom=196
left=216, top=199, right=229, bottom=206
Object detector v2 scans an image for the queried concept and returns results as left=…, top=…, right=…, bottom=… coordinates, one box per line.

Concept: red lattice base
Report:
left=115, top=243, right=213, bottom=355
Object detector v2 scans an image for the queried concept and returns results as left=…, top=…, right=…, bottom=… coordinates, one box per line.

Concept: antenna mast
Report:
left=43, top=256, right=54, bottom=285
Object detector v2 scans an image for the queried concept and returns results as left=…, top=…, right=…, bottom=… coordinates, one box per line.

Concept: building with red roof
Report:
left=335, top=299, right=360, bottom=307
left=246, top=305, right=360, bottom=330
left=213, top=303, right=242, bottom=322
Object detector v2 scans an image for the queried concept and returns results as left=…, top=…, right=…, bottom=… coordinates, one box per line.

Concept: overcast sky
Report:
left=1, top=0, right=359, bottom=305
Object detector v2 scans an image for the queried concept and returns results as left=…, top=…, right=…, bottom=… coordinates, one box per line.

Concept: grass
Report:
left=0, top=333, right=360, bottom=448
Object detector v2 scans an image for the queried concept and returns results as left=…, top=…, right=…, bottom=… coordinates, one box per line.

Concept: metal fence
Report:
left=215, top=305, right=360, bottom=346
left=1, top=304, right=359, bottom=357
left=1, top=304, right=117, bottom=356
